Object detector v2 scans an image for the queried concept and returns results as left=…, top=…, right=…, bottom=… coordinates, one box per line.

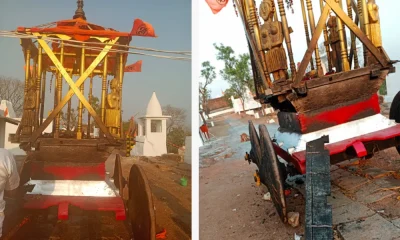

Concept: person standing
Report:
left=0, top=148, right=20, bottom=238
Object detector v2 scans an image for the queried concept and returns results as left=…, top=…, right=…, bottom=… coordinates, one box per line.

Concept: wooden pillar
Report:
left=77, top=44, right=85, bottom=139
left=277, top=0, right=296, bottom=77
left=305, top=0, right=323, bottom=76
left=54, top=41, right=64, bottom=138
left=35, top=45, right=43, bottom=129
left=118, top=53, right=124, bottom=138
left=301, top=0, right=315, bottom=70
left=87, top=75, right=93, bottom=138
left=101, top=56, right=108, bottom=123
left=335, top=0, right=350, bottom=71
left=347, top=0, right=360, bottom=69
left=24, top=48, right=31, bottom=94
left=319, top=0, right=333, bottom=72
left=40, top=71, right=46, bottom=125
left=361, top=0, right=370, bottom=66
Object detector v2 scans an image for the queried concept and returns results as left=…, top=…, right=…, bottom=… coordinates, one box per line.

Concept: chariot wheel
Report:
left=389, top=91, right=400, bottom=155
left=127, top=164, right=156, bottom=240
left=113, top=154, right=125, bottom=198
left=258, top=124, right=288, bottom=223
left=248, top=121, right=262, bottom=167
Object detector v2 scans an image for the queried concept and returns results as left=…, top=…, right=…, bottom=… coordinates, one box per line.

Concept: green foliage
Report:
left=89, top=96, right=101, bottom=128
left=199, top=61, right=216, bottom=113
left=223, top=87, right=239, bottom=107
left=379, top=80, right=387, bottom=96
left=167, top=127, right=187, bottom=153
left=213, top=43, right=254, bottom=108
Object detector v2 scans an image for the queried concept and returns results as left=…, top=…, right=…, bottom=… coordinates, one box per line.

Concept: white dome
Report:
left=145, top=92, right=163, bottom=117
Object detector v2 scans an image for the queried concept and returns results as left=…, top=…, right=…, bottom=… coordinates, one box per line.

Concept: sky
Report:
left=0, top=0, right=191, bottom=126
left=198, top=0, right=400, bottom=100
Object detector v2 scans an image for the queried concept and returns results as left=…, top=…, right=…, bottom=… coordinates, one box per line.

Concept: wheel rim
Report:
left=128, top=164, right=156, bottom=240
left=249, top=121, right=262, bottom=167
left=259, top=124, right=287, bottom=223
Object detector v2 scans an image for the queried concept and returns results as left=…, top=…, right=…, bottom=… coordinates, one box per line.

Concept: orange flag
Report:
left=130, top=19, right=157, bottom=37
left=206, top=0, right=229, bottom=14
left=124, top=60, right=142, bottom=72
left=23, top=65, right=33, bottom=75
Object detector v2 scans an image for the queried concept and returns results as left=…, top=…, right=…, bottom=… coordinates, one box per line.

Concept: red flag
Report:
left=124, top=60, right=142, bottom=72
left=206, top=0, right=229, bottom=14
left=130, top=19, right=157, bottom=37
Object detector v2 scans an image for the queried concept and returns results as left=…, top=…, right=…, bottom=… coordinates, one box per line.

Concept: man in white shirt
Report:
left=0, top=148, right=20, bottom=238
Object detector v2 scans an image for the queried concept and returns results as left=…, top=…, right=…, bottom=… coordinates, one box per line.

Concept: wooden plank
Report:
left=305, top=66, right=371, bottom=89
left=305, top=136, right=333, bottom=240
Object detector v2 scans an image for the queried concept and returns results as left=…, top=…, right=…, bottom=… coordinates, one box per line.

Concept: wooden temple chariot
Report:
left=237, top=0, right=395, bottom=133
left=11, top=1, right=134, bottom=171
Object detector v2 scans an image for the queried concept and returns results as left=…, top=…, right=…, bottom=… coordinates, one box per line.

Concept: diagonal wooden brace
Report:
left=294, top=5, right=331, bottom=87
left=30, top=37, right=119, bottom=143
left=324, top=0, right=388, bottom=66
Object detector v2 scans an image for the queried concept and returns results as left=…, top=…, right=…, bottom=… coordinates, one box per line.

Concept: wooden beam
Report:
left=325, top=0, right=388, bottom=66
left=294, top=5, right=331, bottom=87
left=30, top=36, right=119, bottom=143
left=235, top=0, right=272, bottom=91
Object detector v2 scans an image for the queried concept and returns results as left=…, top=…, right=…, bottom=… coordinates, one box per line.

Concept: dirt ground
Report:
left=200, top=113, right=304, bottom=240
left=120, top=155, right=192, bottom=240
left=4, top=153, right=191, bottom=240
left=200, top=159, right=304, bottom=240
left=200, top=111, right=400, bottom=240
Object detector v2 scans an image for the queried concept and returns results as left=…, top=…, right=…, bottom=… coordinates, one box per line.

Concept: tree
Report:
left=199, top=61, right=216, bottom=118
left=59, top=96, right=101, bottom=131
left=60, top=108, right=78, bottom=130
left=222, top=87, right=240, bottom=108
left=88, top=96, right=101, bottom=129
left=214, top=43, right=254, bottom=111
left=167, top=127, right=187, bottom=154
left=162, top=105, right=187, bottom=133
left=0, top=76, right=24, bottom=117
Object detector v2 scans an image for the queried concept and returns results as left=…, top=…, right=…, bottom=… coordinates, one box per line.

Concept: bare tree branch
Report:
left=0, top=76, right=25, bottom=117
left=162, top=105, right=187, bottom=133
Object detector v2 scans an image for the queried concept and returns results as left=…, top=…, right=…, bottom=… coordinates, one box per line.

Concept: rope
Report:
left=0, top=31, right=191, bottom=54
left=0, top=31, right=191, bottom=61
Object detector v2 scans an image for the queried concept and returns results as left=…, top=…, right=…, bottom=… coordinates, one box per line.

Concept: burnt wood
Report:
left=287, top=69, right=388, bottom=113
left=305, top=135, right=333, bottom=240
left=277, top=112, right=302, bottom=132
left=259, top=124, right=287, bottom=223
left=32, top=139, right=118, bottom=163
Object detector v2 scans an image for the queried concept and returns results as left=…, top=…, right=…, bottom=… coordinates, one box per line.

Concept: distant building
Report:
left=205, top=96, right=234, bottom=118
left=0, top=101, right=19, bottom=149
left=132, top=92, right=170, bottom=157
left=0, top=100, right=53, bottom=155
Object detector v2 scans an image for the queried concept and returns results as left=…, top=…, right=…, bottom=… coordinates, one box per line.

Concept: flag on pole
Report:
left=130, top=19, right=157, bottom=37
left=206, top=0, right=229, bottom=14
left=124, top=60, right=143, bottom=72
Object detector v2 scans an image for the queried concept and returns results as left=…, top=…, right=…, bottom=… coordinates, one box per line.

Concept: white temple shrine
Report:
left=131, top=92, right=170, bottom=157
